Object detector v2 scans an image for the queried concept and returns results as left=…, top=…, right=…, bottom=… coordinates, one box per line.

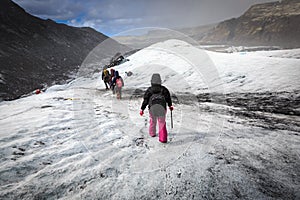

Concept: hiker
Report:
left=111, top=70, right=124, bottom=99
left=109, top=68, right=115, bottom=91
left=139, top=73, right=173, bottom=143
left=110, top=68, right=115, bottom=79
left=101, top=69, right=111, bottom=90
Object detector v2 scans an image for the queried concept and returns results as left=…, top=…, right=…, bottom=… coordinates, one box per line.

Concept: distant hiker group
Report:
left=102, top=68, right=124, bottom=99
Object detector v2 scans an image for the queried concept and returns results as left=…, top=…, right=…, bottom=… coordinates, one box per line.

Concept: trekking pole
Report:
left=171, top=110, right=173, bottom=129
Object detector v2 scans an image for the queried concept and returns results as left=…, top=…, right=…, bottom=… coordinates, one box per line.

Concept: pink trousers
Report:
left=149, top=113, right=167, bottom=143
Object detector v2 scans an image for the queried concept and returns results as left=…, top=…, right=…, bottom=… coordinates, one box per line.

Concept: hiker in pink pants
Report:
left=149, top=112, right=168, bottom=141
left=140, top=73, right=174, bottom=143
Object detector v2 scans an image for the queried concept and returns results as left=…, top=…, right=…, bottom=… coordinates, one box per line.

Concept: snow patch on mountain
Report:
left=112, top=40, right=299, bottom=94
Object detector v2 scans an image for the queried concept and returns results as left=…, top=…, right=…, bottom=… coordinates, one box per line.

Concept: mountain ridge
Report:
left=114, top=0, right=300, bottom=50
left=201, top=0, right=300, bottom=47
left=0, top=0, right=108, bottom=100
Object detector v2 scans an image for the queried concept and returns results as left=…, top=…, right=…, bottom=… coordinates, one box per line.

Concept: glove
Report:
left=139, top=110, right=144, bottom=116
left=169, top=106, right=174, bottom=111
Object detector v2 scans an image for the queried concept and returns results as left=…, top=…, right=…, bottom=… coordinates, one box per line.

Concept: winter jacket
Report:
left=102, top=69, right=110, bottom=81
left=141, top=84, right=172, bottom=110
left=111, top=71, right=123, bottom=86
left=110, top=69, right=115, bottom=77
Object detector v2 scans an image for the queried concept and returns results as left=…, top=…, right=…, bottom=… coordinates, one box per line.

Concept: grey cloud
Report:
left=13, top=0, right=278, bottom=35
left=139, top=0, right=278, bottom=28
left=13, top=0, right=84, bottom=20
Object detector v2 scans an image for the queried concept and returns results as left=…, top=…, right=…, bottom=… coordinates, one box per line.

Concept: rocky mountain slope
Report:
left=202, top=0, right=300, bottom=47
left=0, top=0, right=108, bottom=100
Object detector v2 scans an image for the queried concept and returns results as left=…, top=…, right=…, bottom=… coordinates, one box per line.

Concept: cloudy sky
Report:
left=13, top=0, right=276, bottom=36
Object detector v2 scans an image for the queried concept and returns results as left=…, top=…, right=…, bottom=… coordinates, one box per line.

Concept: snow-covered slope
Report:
left=113, top=40, right=299, bottom=94
left=0, top=40, right=299, bottom=199
left=247, top=48, right=300, bottom=59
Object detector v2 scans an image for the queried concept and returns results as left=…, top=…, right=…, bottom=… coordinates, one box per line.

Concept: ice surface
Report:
left=0, top=40, right=299, bottom=199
